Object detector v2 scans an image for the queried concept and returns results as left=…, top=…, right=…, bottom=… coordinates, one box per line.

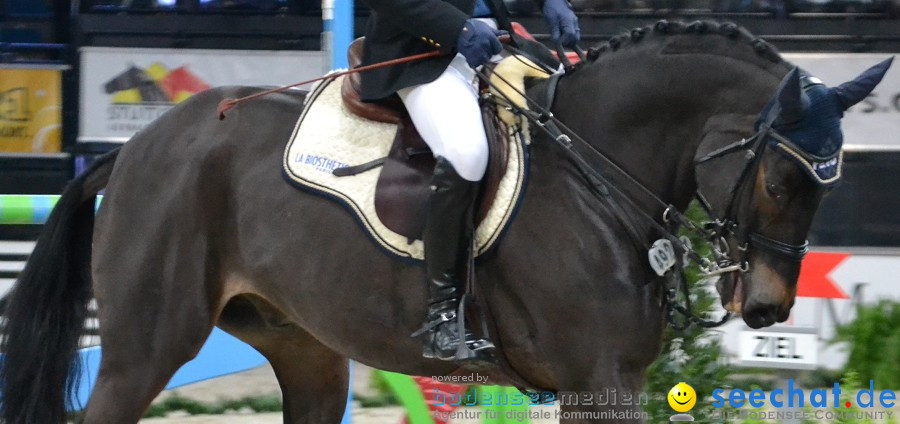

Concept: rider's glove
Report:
left=456, top=19, right=503, bottom=68
left=542, top=0, right=580, bottom=48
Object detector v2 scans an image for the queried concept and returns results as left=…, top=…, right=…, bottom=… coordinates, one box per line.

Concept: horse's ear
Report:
left=775, top=68, right=809, bottom=125
left=831, top=57, right=894, bottom=110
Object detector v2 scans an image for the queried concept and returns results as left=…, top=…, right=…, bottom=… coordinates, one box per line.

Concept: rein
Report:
left=478, top=58, right=827, bottom=330
left=480, top=67, right=711, bottom=256
left=478, top=66, right=731, bottom=329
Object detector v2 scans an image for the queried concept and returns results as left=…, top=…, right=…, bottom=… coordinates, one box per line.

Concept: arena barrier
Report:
left=0, top=195, right=353, bottom=422
left=0, top=194, right=71, bottom=224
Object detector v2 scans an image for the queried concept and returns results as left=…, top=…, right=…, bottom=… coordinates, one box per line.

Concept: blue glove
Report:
left=542, top=0, right=580, bottom=48
left=456, top=19, right=503, bottom=68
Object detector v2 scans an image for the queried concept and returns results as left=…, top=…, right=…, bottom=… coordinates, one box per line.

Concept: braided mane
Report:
left=582, top=20, right=784, bottom=66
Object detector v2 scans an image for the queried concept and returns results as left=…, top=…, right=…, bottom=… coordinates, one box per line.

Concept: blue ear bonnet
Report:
left=756, top=79, right=845, bottom=185
left=750, top=59, right=891, bottom=185
left=772, top=83, right=844, bottom=158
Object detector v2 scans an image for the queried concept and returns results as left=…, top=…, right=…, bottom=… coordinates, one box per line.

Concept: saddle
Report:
left=340, top=37, right=511, bottom=240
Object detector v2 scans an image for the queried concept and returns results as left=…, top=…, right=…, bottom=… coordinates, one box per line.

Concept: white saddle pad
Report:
left=282, top=75, right=528, bottom=261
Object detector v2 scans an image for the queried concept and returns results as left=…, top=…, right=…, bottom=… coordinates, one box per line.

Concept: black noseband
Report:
left=697, top=123, right=820, bottom=272
left=747, top=232, right=809, bottom=262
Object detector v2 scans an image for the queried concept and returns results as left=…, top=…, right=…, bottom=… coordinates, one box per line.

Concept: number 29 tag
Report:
left=648, top=239, right=676, bottom=277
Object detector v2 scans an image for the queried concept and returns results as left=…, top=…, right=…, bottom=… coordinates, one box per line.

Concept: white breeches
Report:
left=397, top=54, right=490, bottom=182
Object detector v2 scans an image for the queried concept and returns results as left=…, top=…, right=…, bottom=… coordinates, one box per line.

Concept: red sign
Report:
left=796, top=252, right=850, bottom=299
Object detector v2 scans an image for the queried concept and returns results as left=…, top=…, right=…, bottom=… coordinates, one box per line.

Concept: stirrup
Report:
left=454, top=294, right=497, bottom=367
left=466, top=338, right=495, bottom=351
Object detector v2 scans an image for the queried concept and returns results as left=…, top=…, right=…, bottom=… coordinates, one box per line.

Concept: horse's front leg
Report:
left=548, top=319, right=661, bottom=424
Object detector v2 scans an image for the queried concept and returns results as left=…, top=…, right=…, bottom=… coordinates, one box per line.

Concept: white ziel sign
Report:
left=79, top=47, right=324, bottom=143
left=737, top=326, right=818, bottom=370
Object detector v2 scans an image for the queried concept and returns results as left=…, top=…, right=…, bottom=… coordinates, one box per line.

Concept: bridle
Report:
left=694, top=123, right=813, bottom=278
left=693, top=77, right=841, bottom=274
left=478, top=64, right=836, bottom=329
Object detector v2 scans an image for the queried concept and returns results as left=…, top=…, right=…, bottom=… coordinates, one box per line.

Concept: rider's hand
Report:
left=456, top=19, right=503, bottom=68
left=542, top=0, right=580, bottom=48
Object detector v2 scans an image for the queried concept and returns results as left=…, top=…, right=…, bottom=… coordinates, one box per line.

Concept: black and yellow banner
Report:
left=0, top=68, right=62, bottom=153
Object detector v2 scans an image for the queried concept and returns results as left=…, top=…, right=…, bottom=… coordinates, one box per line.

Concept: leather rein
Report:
left=479, top=58, right=826, bottom=329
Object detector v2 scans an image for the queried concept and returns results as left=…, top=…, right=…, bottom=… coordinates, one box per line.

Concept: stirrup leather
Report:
left=454, top=294, right=496, bottom=358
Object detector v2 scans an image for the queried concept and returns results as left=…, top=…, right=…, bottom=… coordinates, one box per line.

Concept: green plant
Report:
left=355, top=391, right=401, bottom=408
left=356, top=370, right=400, bottom=407
left=144, top=395, right=217, bottom=417
left=801, top=404, right=819, bottom=424
left=143, top=393, right=283, bottom=418
left=833, top=371, right=875, bottom=424
left=643, top=202, right=733, bottom=423
left=222, top=395, right=283, bottom=413
left=802, top=367, right=844, bottom=389
left=740, top=407, right=773, bottom=424
left=833, top=300, right=900, bottom=390
left=728, top=369, right=776, bottom=392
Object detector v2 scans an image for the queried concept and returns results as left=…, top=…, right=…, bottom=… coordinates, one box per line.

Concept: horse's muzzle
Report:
left=743, top=303, right=782, bottom=329
left=742, top=294, right=792, bottom=329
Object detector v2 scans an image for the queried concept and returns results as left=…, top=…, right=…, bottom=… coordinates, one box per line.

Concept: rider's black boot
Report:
left=418, top=157, right=495, bottom=363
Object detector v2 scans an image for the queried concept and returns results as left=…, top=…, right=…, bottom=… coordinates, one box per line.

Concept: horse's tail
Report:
left=0, top=148, right=120, bottom=424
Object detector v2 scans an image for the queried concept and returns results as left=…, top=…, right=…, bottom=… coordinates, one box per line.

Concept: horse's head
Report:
left=694, top=58, right=893, bottom=329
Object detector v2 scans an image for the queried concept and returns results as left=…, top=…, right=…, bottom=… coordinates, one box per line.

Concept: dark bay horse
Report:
left=1, top=21, right=891, bottom=423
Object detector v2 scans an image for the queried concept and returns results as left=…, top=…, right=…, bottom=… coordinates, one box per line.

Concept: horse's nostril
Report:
left=744, top=305, right=779, bottom=329
left=777, top=308, right=791, bottom=322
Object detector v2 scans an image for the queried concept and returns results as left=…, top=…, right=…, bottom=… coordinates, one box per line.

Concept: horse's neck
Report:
left=546, top=46, right=786, bottom=212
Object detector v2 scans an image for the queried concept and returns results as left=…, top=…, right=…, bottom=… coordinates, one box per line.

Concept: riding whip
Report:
left=216, top=34, right=512, bottom=120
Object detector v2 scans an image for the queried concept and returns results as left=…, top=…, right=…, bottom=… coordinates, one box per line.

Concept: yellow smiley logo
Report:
left=667, top=382, right=697, bottom=413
